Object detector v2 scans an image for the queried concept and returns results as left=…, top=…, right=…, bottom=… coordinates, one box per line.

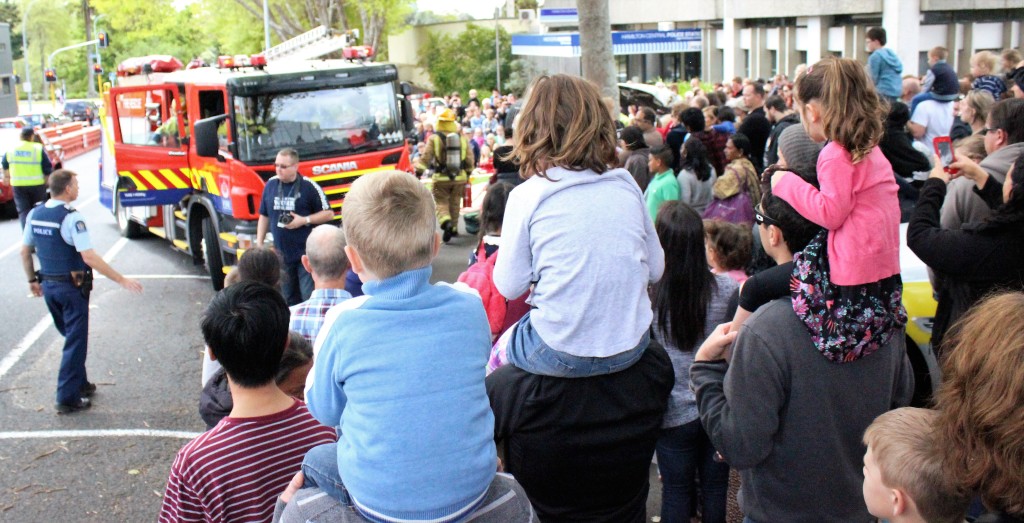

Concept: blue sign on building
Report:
left=538, top=8, right=579, bottom=24
left=512, top=29, right=702, bottom=57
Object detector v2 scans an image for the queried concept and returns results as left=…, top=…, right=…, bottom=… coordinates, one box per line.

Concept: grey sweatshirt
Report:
left=940, top=142, right=1024, bottom=230
left=493, top=166, right=665, bottom=357
left=691, top=299, right=913, bottom=523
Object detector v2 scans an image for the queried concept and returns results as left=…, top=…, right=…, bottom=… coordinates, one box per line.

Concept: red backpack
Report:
left=458, top=244, right=507, bottom=338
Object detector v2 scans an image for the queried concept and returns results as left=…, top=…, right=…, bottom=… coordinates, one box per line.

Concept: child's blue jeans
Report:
left=505, top=311, right=648, bottom=377
left=301, top=443, right=352, bottom=506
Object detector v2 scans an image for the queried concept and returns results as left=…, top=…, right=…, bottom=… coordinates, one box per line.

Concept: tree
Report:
left=578, top=0, right=616, bottom=100
left=418, top=23, right=524, bottom=97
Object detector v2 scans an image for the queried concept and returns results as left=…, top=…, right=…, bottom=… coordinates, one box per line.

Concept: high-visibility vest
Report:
left=8, top=141, right=45, bottom=187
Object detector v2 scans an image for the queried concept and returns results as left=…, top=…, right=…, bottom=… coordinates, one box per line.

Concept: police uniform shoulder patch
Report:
left=75, top=221, right=87, bottom=232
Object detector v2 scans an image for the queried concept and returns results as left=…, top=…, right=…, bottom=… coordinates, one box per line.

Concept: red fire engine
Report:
left=99, top=35, right=414, bottom=290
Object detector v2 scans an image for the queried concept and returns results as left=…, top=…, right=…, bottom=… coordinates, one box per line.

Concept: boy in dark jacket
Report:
left=910, top=47, right=960, bottom=115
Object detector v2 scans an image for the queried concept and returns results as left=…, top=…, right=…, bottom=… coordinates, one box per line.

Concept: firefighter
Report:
left=423, top=109, right=474, bottom=243
left=2, top=127, right=53, bottom=229
left=20, top=170, right=143, bottom=413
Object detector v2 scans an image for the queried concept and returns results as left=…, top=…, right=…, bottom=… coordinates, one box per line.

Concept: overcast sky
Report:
left=416, top=0, right=507, bottom=20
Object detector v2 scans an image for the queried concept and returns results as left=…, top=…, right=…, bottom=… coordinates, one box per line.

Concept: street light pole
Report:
left=22, top=1, right=34, bottom=112
left=494, top=6, right=501, bottom=93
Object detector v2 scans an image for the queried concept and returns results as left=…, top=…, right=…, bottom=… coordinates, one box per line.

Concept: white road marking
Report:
left=0, top=316, right=53, bottom=381
left=102, top=237, right=128, bottom=263
left=0, top=429, right=202, bottom=440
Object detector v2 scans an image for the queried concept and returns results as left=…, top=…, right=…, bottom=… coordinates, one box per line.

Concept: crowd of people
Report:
left=141, top=28, right=1024, bottom=523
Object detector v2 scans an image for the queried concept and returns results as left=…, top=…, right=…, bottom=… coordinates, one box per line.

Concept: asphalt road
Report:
left=0, top=149, right=663, bottom=521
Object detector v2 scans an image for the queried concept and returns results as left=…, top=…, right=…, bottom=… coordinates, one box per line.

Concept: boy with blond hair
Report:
left=299, top=171, right=533, bottom=523
left=862, top=407, right=970, bottom=523
left=971, top=50, right=1008, bottom=99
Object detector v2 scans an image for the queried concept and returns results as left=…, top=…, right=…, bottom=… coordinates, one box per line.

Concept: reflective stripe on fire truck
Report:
left=117, top=168, right=221, bottom=196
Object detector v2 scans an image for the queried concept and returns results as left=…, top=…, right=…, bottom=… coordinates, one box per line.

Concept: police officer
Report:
left=20, top=169, right=143, bottom=414
left=2, top=127, right=53, bottom=229
left=423, top=109, right=474, bottom=243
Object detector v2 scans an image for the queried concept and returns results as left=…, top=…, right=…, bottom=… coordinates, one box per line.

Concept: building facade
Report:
left=515, top=0, right=1024, bottom=83
left=0, top=23, right=17, bottom=118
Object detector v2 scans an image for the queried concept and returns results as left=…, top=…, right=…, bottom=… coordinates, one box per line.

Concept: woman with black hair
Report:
left=907, top=150, right=1024, bottom=354
left=677, top=137, right=716, bottom=214
left=651, top=201, right=737, bottom=523
left=620, top=125, right=652, bottom=192
left=704, top=132, right=760, bottom=224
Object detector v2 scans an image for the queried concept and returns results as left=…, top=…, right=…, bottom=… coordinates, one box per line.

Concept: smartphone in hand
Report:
left=933, top=136, right=958, bottom=175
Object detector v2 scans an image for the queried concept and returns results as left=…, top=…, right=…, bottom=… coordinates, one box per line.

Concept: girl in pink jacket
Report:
left=770, top=57, right=906, bottom=363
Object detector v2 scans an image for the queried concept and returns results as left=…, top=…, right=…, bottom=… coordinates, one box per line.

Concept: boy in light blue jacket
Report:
left=301, top=171, right=518, bottom=523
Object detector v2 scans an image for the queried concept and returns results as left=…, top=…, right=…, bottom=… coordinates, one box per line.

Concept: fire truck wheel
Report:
left=115, top=192, right=145, bottom=238
left=202, top=216, right=226, bottom=291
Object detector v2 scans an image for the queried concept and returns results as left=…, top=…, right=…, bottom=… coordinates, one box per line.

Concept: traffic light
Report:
left=93, top=63, right=103, bottom=74
left=44, top=68, right=56, bottom=82
left=98, top=31, right=109, bottom=48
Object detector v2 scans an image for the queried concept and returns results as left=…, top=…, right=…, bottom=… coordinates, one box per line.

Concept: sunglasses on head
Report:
left=754, top=206, right=779, bottom=227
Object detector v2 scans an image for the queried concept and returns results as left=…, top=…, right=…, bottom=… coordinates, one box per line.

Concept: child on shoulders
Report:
left=493, top=74, right=665, bottom=378
left=302, top=171, right=511, bottom=523
left=771, top=56, right=906, bottom=363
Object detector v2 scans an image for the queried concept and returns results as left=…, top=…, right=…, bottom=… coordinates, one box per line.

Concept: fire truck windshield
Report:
left=232, top=81, right=402, bottom=163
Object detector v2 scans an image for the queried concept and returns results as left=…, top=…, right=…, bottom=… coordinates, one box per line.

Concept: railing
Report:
left=38, top=122, right=101, bottom=161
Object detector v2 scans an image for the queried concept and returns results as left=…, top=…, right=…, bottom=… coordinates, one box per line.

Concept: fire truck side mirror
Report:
left=195, top=114, right=228, bottom=159
left=400, top=82, right=413, bottom=96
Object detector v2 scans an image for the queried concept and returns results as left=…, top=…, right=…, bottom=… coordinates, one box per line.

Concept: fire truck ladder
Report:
left=263, top=26, right=357, bottom=62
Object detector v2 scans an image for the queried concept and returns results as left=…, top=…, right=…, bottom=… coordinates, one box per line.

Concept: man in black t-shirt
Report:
left=738, top=82, right=773, bottom=173
left=486, top=342, right=674, bottom=522
left=256, top=148, right=335, bottom=305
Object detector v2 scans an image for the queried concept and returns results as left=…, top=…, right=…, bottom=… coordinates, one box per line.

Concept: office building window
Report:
left=744, top=50, right=751, bottom=78
left=770, top=50, right=778, bottom=77
left=2, top=77, right=11, bottom=95
left=616, top=56, right=628, bottom=83
left=684, top=52, right=701, bottom=82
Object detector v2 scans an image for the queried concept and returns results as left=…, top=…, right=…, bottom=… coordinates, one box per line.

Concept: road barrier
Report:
left=38, top=122, right=101, bottom=162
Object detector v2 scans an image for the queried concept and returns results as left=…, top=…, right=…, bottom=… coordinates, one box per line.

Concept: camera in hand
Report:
left=278, top=213, right=294, bottom=227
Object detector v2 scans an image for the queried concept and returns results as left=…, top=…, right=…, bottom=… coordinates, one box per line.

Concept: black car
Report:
left=63, top=101, right=98, bottom=122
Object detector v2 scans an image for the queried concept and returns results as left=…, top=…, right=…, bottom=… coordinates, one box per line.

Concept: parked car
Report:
left=899, top=222, right=941, bottom=406
left=21, top=112, right=61, bottom=129
left=0, top=117, right=28, bottom=130
left=63, top=100, right=98, bottom=122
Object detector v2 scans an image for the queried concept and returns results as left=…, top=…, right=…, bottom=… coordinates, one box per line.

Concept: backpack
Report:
left=457, top=243, right=506, bottom=338
left=433, top=132, right=463, bottom=179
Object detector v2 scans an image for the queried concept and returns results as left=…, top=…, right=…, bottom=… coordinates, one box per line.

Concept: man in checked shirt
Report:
left=290, top=225, right=353, bottom=344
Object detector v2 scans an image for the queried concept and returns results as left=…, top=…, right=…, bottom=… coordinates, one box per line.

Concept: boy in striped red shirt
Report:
left=158, top=282, right=336, bottom=523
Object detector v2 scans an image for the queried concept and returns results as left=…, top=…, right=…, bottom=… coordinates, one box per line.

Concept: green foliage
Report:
left=418, top=23, right=524, bottom=97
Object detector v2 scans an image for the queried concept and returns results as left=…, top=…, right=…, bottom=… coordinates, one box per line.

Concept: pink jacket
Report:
left=774, top=143, right=901, bottom=286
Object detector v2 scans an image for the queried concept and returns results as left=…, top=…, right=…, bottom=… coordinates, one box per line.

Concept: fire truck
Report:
left=98, top=28, right=414, bottom=290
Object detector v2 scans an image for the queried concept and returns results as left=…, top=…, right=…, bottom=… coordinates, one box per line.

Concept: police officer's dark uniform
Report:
left=21, top=172, right=141, bottom=413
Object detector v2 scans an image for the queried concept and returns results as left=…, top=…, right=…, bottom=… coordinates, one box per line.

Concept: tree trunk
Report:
left=577, top=0, right=617, bottom=101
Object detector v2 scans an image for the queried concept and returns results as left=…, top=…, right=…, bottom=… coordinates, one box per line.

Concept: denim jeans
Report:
left=283, top=259, right=315, bottom=306
left=506, top=311, right=648, bottom=377
left=656, top=419, right=729, bottom=523
left=43, top=281, right=90, bottom=405
left=301, top=443, right=353, bottom=507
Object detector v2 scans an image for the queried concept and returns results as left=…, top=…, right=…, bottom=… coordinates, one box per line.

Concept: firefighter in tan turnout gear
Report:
left=423, top=109, right=474, bottom=243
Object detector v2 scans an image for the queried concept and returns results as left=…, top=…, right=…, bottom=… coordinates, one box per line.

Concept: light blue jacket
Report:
left=868, top=47, right=903, bottom=98
left=306, top=266, right=496, bottom=522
